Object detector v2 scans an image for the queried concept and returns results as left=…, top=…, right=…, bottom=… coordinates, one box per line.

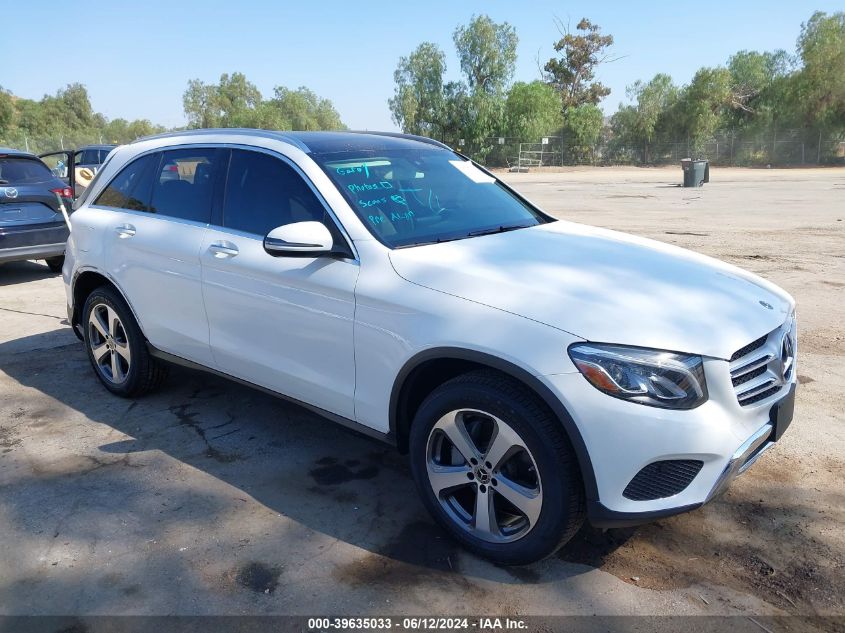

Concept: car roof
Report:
left=132, top=129, right=451, bottom=154
left=77, top=144, right=117, bottom=151
left=0, top=147, right=39, bottom=158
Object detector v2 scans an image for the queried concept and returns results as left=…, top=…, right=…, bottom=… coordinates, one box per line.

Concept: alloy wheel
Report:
left=88, top=303, right=132, bottom=385
left=425, top=408, right=543, bottom=543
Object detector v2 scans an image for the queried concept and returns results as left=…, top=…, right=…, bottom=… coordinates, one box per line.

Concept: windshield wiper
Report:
left=467, top=223, right=533, bottom=237
left=397, top=235, right=466, bottom=248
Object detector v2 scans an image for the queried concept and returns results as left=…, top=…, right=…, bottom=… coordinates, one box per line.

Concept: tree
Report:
left=183, top=79, right=219, bottom=128
left=215, top=72, right=262, bottom=124
left=388, top=42, right=446, bottom=136
left=622, top=74, right=679, bottom=161
left=453, top=15, right=518, bottom=96
left=449, top=15, right=518, bottom=158
left=0, top=87, right=14, bottom=133
left=794, top=11, right=845, bottom=128
left=563, top=104, right=604, bottom=161
left=504, top=81, right=562, bottom=140
left=675, top=67, right=733, bottom=150
left=439, top=81, right=472, bottom=145
left=56, top=83, right=95, bottom=129
left=183, top=72, right=262, bottom=128
left=608, top=104, right=640, bottom=161
left=182, top=73, right=344, bottom=131
left=270, top=86, right=344, bottom=130
left=387, top=15, right=519, bottom=161
left=544, top=18, right=614, bottom=116
left=728, top=50, right=791, bottom=99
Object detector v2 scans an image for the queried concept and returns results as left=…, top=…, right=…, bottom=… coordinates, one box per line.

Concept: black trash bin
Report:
left=681, top=158, right=709, bottom=187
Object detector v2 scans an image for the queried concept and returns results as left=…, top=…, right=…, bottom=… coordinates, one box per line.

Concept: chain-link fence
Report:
left=5, top=128, right=844, bottom=169
left=456, top=128, right=845, bottom=169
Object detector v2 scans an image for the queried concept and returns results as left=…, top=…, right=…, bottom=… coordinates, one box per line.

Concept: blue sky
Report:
left=4, top=1, right=841, bottom=131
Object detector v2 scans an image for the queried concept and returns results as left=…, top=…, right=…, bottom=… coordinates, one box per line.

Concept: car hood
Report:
left=388, top=221, right=794, bottom=360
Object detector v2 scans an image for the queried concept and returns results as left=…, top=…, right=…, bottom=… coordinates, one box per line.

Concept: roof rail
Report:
left=131, top=128, right=310, bottom=152
left=131, top=128, right=452, bottom=153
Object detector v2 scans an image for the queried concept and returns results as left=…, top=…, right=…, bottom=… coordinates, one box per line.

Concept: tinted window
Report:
left=94, top=153, right=159, bottom=210
left=149, top=148, right=220, bottom=223
left=0, top=157, right=53, bottom=184
left=314, top=149, right=547, bottom=248
left=222, top=150, right=326, bottom=236
left=77, top=149, right=111, bottom=165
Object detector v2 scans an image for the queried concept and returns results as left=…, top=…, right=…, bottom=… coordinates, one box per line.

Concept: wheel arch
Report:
left=71, top=269, right=143, bottom=341
left=389, top=347, right=599, bottom=502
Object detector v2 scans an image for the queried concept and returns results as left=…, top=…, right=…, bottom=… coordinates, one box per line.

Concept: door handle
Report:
left=115, top=224, right=136, bottom=238
left=209, top=241, right=239, bottom=258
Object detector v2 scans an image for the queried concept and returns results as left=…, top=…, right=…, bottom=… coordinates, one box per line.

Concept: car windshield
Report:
left=0, top=157, right=53, bottom=184
left=313, top=148, right=549, bottom=248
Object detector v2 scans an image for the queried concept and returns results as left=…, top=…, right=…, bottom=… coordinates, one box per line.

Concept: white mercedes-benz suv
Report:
left=63, top=130, right=797, bottom=565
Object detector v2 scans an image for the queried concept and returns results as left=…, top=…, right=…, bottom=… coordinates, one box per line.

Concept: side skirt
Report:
left=147, top=344, right=396, bottom=447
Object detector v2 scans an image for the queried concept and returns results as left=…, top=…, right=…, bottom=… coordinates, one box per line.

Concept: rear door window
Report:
left=149, top=148, right=221, bottom=223
left=222, top=149, right=326, bottom=236
left=0, top=157, right=53, bottom=184
left=94, top=153, right=159, bottom=211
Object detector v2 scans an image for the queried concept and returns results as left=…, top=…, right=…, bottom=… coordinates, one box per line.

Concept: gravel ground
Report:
left=0, top=166, right=842, bottom=619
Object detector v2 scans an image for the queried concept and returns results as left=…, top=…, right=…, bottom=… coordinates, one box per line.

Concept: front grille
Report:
left=732, top=364, right=767, bottom=387
left=623, top=460, right=703, bottom=501
left=730, top=334, right=767, bottom=362
left=730, top=318, right=795, bottom=407
left=739, top=385, right=781, bottom=406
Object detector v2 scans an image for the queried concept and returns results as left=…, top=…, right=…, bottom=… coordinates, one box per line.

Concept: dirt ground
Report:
left=0, top=166, right=843, bottom=619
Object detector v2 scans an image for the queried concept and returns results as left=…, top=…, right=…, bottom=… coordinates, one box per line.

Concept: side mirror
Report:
left=264, top=221, right=334, bottom=257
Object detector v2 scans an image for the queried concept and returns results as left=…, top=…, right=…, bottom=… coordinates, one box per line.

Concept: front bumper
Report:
left=540, top=356, right=796, bottom=528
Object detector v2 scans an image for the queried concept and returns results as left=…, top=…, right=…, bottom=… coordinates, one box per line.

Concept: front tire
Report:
left=82, top=286, right=168, bottom=397
left=45, top=256, right=64, bottom=273
left=409, top=370, right=585, bottom=565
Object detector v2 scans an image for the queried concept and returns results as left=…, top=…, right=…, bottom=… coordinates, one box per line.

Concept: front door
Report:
left=201, top=148, right=359, bottom=419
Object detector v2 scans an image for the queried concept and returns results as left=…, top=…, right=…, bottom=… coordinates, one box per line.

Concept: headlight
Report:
left=568, top=343, right=708, bottom=410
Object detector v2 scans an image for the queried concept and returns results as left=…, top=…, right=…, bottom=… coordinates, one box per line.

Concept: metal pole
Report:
left=772, top=126, right=776, bottom=164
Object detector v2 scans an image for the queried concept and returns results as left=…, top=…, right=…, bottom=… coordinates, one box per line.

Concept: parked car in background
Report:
left=0, top=148, right=73, bottom=272
left=63, top=130, right=797, bottom=565
left=39, top=144, right=116, bottom=198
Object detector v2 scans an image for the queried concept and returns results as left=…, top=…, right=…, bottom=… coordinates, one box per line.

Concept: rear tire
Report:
left=45, top=256, right=64, bottom=273
left=408, top=369, right=585, bottom=565
left=82, top=286, right=168, bottom=397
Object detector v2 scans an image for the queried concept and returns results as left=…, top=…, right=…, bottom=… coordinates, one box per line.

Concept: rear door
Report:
left=201, top=148, right=359, bottom=418
left=95, top=147, right=223, bottom=366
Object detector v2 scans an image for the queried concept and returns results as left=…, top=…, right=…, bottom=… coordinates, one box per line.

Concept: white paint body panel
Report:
left=65, top=131, right=798, bottom=518
left=200, top=225, right=359, bottom=419
left=388, top=220, right=792, bottom=360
